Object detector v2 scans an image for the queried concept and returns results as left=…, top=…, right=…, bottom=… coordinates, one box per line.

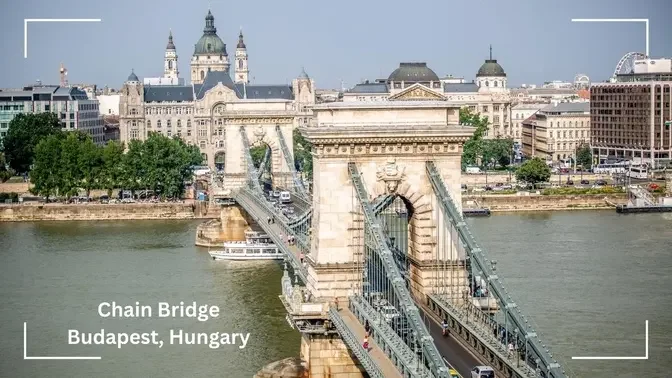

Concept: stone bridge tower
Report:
left=301, top=93, right=474, bottom=301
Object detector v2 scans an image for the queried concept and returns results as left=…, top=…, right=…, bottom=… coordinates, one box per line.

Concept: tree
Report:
left=2, top=113, right=63, bottom=174
left=459, top=108, right=490, bottom=169
left=249, top=146, right=267, bottom=169
left=100, top=141, right=125, bottom=197
left=78, top=136, right=103, bottom=197
left=30, top=134, right=65, bottom=200
left=576, top=143, right=592, bottom=170
left=481, top=137, right=514, bottom=169
left=293, top=128, right=313, bottom=179
left=0, top=152, right=13, bottom=183
left=515, top=157, right=551, bottom=188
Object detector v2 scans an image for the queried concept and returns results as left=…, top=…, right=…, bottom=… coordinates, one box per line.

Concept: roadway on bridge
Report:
left=336, top=305, right=403, bottom=378
left=419, top=307, right=481, bottom=377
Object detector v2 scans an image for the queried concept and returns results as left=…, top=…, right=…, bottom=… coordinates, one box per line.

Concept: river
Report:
left=0, top=212, right=670, bottom=377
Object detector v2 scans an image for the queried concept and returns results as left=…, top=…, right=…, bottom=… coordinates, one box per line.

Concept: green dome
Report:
left=476, top=59, right=506, bottom=77
left=194, top=10, right=227, bottom=56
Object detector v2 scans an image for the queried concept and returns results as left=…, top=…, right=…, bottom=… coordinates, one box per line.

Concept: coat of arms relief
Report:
left=376, top=158, right=406, bottom=194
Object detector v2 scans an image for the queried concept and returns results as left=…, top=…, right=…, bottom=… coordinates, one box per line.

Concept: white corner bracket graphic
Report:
left=571, top=18, right=649, bottom=57
left=24, top=322, right=101, bottom=360
left=24, top=19, right=102, bottom=59
left=572, top=320, right=648, bottom=360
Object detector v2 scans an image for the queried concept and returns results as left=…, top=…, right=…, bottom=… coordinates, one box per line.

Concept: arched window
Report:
left=199, top=141, right=206, bottom=149
left=494, top=81, right=498, bottom=87
left=130, top=108, right=137, bottom=115
left=187, top=119, right=191, bottom=127
left=147, top=120, right=151, bottom=128
left=207, top=43, right=212, bottom=51
left=177, top=120, right=182, bottom=127
left=485, top=81, right=490, bottom=87
left=569, top=121, right=573, bottom=127
left=157, top=120, right=162, bottom=128
left=238, top=59, right=243, bottom=69
left=200, top=71, right=205, bottom=80
left=168, top=61, right=172, bottom=69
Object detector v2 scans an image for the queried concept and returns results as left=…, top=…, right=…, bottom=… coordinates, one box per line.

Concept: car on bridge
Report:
left=449, top=368, right=461, bottom=378
left=470, top=366, right=494, bottom=378
left=380, top=305, right=400, bottom=322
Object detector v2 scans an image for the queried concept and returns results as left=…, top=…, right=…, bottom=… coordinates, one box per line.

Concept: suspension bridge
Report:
left=223, top=99, right=569, bottom=378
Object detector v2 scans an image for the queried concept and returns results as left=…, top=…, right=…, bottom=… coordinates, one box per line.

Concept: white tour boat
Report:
left=209, top=230, right=283, bottom=260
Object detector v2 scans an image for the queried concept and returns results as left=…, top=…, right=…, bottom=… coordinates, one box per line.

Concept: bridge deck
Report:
left=419, top=305, right=480, bottom=377
left=335, top=305, right=403, bottom=378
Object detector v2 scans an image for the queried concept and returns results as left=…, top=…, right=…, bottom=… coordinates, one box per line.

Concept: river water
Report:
left=0, top=213, right=670, bottom=377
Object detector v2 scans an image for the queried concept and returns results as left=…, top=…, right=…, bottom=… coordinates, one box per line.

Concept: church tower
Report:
left=235, top=29, right=249, bottom=84
left=191, top=10, right=229, bottom=85
left=164, top=30, right=179, bottom=79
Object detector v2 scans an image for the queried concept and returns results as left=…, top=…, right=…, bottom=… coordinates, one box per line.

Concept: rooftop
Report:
left=540, top=102, right=590, bottom=114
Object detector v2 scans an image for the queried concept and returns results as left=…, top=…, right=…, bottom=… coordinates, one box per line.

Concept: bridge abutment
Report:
left=300, top=334, right=365, bottom=378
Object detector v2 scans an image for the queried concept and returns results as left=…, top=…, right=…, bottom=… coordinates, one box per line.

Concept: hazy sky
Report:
left=1, top=0, right=670, bottom=89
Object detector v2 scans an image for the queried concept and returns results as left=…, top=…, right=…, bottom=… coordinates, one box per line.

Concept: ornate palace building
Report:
left=119, top=10, right=315, bottom=169
left=342, top=47, right=512, bottom=140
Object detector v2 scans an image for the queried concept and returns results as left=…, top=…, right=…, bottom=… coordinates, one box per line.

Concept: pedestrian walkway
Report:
left=335, top=305, right=403, bottom=378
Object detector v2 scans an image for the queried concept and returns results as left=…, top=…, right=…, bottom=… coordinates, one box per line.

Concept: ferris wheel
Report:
left=612, top=52, right=646, bottom=79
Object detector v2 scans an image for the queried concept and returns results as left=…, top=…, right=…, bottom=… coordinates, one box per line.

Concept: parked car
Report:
left=380, top=305, right=400, bottom=323
left=580, top=179, right=590, bottom=185
left=566, top=180, right=574, bottom=185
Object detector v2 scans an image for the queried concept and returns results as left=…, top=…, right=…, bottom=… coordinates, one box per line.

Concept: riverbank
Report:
left=0, top=202, right=220, bottom=222
left=464, top=193, right=628, bottom=212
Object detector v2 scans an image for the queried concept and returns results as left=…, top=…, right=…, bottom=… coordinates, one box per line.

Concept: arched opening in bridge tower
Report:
left=362, top=193, right=434, bottom=370
left=214, top=151, right=225, bottom=172
left=250, top=143, right=273, bottom=191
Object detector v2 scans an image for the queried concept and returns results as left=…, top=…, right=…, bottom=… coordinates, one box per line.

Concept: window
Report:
left=147, top=120, right=152, bottom=128
left=482, top=106, right=488, bottom=112
left=569, top=121, right=573, bottom=128
left=207, top=43, right=212, bottom=51
left=130, top=108, right=137, bottom=115
left=167, top=120, right=172, bottom=127
left=187, top=119, right=191, bottom=127
left=200, top=71, right=205, bottom=80
left=177, top=120, right=182, bottom=127
left=198, top=129, right=207, bottom=137
left=199, top=141, right=206, bottom=149
left=167, top=129, right=172, bottom=137
left=516, top=113, right=519, bottom=119
left=238, top=59, right=243, bottom=69
left=131, top=121, right=137, bottom=127
left=494, top=105, right=500, bottom=112
left=494, top=81, right=498, bottom=87
left=187, top=129, right=192, bottom=137
left=494, top=115, right=500, bottom=123
left=130, top=130, right=139, bottom=139
left=157, top=120, right=162, bottom=128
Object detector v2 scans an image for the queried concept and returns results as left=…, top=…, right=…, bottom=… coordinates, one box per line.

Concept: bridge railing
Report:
left=239, top=126, right=264, bottom=194
left=275, top=125, right=309, bottom=199
left=234, top=188, right=308, bottom=283
left=348, top=162, right=450, bottom=378
left=328, top=306, right=387, bottom=378
left=426, top=161, right=567, bottom=378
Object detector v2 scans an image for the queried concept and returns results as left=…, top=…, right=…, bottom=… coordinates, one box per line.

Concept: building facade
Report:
left=590, top=58, right=672, bottom=166
left=511, top=103, right=546, bottom=143
left=343, top=48, right=512, bottom=140
left=119, top=10, right=315, bottom=169
left=0, top=85, right=105, bottom=144
left=521, top=102, right=590, bottom=162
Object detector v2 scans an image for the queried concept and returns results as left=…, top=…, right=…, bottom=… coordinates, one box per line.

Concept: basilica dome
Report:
left=476, top=60, right=506, bottom=77
left=194, top=10, right=227, bottom=56
left=387, top=62, right=440, bottom=83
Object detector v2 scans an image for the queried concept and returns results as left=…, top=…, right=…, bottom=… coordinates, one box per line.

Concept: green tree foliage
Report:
left=100, top=141, right=125, bottom=197
left=515, top=157, right=551, bottom=188
left=459, top=108, right=513, bottom=170
left=249, top=146, right=267, bottom=169
left=0, top=152, right=13, bottom=182
left=30, top=134, right=65, bottom=200
left=2, top=113, right=63, bottom=174
left=576, top=143, right=592, bottom=170
left=293, top=128, right=313, bottom=179
left=30, top=132, right=203, bottom=200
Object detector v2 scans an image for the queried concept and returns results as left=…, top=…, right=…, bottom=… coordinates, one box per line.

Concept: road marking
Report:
left=571, top=19, right=649, bottom=57
left=24, top=19, right=101, bottom=58
left=24, top=322, right=101, bottom=360
left=572, top=320, right=648, bottom=360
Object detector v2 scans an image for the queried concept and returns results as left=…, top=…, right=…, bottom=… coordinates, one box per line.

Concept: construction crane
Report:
left=59, top=63, right=68, bottom=87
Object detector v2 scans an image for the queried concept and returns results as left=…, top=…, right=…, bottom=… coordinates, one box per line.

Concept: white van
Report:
left=279, top=191, right=291, bottom=204
left=465, top=166, right=481, bottom=174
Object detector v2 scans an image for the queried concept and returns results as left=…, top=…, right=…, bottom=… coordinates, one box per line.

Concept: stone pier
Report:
left=195, top=205, right=256, bottom=246
left=300, top=334, right=365, bottom=378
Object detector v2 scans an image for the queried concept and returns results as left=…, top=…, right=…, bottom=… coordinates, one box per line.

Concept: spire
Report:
left=299, top=67, right=309, bottom=79
left=166, top=29, right=176, bottom=50
left=237, top=27, right=246, bottom=49
left=204, top=10, right=216, bottom=34
left=489, top=44, right=492, bottom=60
